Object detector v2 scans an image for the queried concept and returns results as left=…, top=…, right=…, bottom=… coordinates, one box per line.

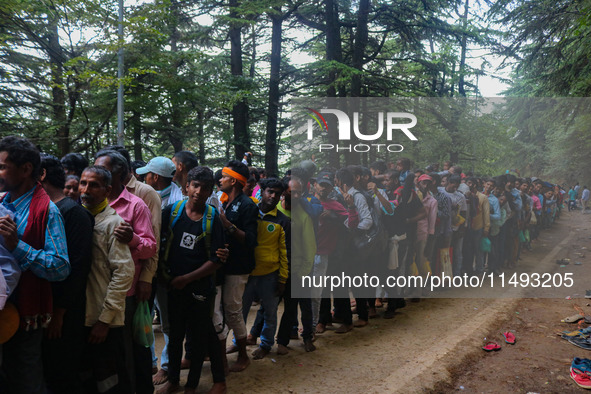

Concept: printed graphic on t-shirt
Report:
left=181, top=232, right=196, bottom=250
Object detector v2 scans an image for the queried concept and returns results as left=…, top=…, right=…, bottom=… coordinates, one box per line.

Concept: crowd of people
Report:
left=0, top=135, right=574, bottom=394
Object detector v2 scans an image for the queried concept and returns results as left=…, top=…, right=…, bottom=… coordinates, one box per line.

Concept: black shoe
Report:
left=383, top=309, right=396, bottom=319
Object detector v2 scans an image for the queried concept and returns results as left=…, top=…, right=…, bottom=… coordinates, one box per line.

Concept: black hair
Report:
left=40, top=153, right=66, bottom=189
left=66, top=175, right=80, bottom=183
left=428, top=172, right=441, bottom=187
left=83, top=165, right=112, bottom=187
left=347, top=165, right=363, bottom=179
left=506, top=174, right=516, bottom=183
left=483, top=177, right=496, bottom=186
left=448, top=175, right=461, bottom=185
left=370, top=160, right=387, bottom=174
left=360, top=166, right=372, bottom=178
left=214, top=169, right=223, bottom=185
left=466, top=176, right=478, bottom=186
left=248, top=167, right=260, bottom=183
left=397, top=157, right=411, bottom=170
left=95, top=150, right=129, bottom=181
left=186, top=166, right=214, bottom=190
left=60, top=152, right=88, bottom=177
left=225, top=160, right=249, bottom=181
left=386, top=170, right=401, bottom=184
left=131, top=160, right=146, bottom=172
left=335, top=168, right=354, bottom=188
left=260, top=177, right=286, bottom=193
left=174, top=151, right=198, bottom=171
left=0, top=136, right=41, bottom=178
left=102, top=145, right=131, bottom=170
left=400, top=173, right=415, bottom=203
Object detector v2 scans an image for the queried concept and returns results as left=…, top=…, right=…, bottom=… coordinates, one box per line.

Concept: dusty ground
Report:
left=153, top=207, right=591, bottom=393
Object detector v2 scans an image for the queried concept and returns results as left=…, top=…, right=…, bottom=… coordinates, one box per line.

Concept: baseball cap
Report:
left=316, top=171, right=334, bottom=187
left=417, top=174, right=433, bottom=183
left=136, top=157, right=176, bottom=178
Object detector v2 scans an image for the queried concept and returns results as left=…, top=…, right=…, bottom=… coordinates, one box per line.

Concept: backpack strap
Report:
left=195, top=204, right=215, bottom=259
left=160, top=200, right=187, bottom=283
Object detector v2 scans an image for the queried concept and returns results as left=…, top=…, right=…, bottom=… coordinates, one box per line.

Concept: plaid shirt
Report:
left=2, top=185, right=70, bottom=281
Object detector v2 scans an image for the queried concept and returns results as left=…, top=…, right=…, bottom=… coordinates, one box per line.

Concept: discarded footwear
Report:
left=502, top=332, right=516, bottom=344
left=572, top=358, right=591, bottom=374
left=586, top=290, right=591, bottom=299
left=562, top=314, right=585, bottom=323
left=571, top=368, right=591, bottom=389
left=563, top=335, right=591, bottom=350
left=482, top=341, right=501, bottom=352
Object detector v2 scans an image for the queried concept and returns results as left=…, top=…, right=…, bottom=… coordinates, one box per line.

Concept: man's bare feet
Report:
left=316, top=323, right=326, bottom=334
left=304, top=339, right=316, bottom=352
left=245, top=334, right=257, bottom=346
left=229, top=356, right=250, bottom=372
left=353, top=319, right=368, bottom=327
left=180, top=358, right=191, bottom=370
left=277, top=344, right=289, bottom=355
left=225, top=344, right=238, bottom=354
left=335, top=324, right=353, bottom=334
left=369, top=307, right=379, bottom=318
left=208, top=382, right=227, bottom=394
left=152, top=369, right=169, bottom=385
left=152, top=366, right=158, bottom=374
left=155, top=381, right=179, bottom=394
left=252, top=346, right=270, bottom=360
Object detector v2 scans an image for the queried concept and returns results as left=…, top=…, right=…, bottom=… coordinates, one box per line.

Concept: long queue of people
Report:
left=0, top=135, right=568, bottom=394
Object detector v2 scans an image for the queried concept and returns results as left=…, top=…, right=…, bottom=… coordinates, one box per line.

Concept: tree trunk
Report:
left=265, top=10, right=282, bottom=177
left=325, top=0, right=343, bottom=168
left=48, top=8, right=68, bottom=156
left=458, top=0, right=469, bottom=97
left=131, top=110, right=142, bottom=160
left=197, top=110, right=206, bottom=164
left=351, top=0, right=369, bottom=98
left=230, top=0, right=250, bottom=160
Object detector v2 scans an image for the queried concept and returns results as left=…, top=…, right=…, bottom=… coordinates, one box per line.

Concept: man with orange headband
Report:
left=218, top=160, right=258, bottom=372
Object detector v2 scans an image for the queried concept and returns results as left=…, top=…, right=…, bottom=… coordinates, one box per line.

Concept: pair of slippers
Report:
left=482, top=332, right=516, bottom=351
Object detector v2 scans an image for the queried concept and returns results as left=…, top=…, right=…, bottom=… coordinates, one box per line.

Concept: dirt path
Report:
left=153, top=208, right=591, bottom=393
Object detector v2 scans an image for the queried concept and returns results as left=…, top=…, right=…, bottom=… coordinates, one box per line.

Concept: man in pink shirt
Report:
left=95, top=150, right=157, bottom=394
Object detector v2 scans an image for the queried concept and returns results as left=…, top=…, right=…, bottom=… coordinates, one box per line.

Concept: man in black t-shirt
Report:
left=218, top=160, right=258, bottom=372
left=39, top=154, right=94, bottom=393
left=157, top=167, right=226, bottom=394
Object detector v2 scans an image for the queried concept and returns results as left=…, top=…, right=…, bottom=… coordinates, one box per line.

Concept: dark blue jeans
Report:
left=242, top=271, right=280, bottom=351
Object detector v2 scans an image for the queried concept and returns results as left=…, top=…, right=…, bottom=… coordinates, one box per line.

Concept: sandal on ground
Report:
left=502, top=331, right=516, bottom=344
left=482, top=341, right=501, bottom=352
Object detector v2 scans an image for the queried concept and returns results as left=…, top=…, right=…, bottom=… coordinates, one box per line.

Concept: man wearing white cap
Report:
left=136, top=156, right=184, bottom=384
left=138, top=157, right=184, bottom=209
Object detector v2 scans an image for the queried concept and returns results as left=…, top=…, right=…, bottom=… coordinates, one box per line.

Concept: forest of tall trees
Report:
left=1, top=0, right=590, bottom=182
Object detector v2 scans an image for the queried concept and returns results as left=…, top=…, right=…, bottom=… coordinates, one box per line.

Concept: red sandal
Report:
left=482, top=341, right=501, bottom=352
left=502, top=331, right=516, bottom=344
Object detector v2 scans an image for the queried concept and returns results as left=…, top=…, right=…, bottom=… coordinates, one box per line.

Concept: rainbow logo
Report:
left=306, top=108, right=328, bottom=132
